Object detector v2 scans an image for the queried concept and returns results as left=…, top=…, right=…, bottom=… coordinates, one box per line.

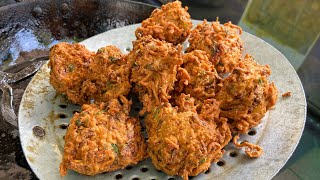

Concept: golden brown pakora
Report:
left=187, top=20, right=243, bottom=74
left=146, top=94, right=231, bottom=180
left=129, top=35, right=183, bottom=114
left=174, top=50, right=219, bottom=110
left=215, top=54, right=278, bottom=134
left=135, top=1, right=192, bottom=45
left=60, top=96, right=147, bottom=176
left=51, top=2, right=279, bottom=176
left=82, top=45, right=131, bottom=103
left=48, top=42, right=94, bottom=104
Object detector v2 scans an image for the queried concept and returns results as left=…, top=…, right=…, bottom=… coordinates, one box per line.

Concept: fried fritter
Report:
left=174, top=50, right=219, bottom=110
left=48, top=42, right=94, bottom=104
left=187, top=20, right=243, bottom=74
left=146, top=94, right=231, bottom=180
left=215, top=54, right=278, bottom=134
left=82, top=45, right=131, bottom=103
left=135, top=1, right=192, bottom=45
left=60, top=96, right=147, bottom=176
left=129, top=35, right=183, bottom=114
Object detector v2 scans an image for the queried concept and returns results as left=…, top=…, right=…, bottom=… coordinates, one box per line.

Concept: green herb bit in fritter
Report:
left=97, top=48, right=104, bottom=53
left=153, top=107, right=160, bottom=120
left=111, top=143, right=119, bottom=155
left=68, top=64, right=75, bottom=72
left=95, top=110, right=105, bottom=115
left=109, top=56, right=119, bottom=63
left=106, top=82, right=115, bottom=89
left=133, top=61, right=138, bottom=68
left=198, top=70, right=206, bottom=76
left=224, top=26, right=230, bottom=36
left=83, top=118, right=89, bottom=127
left=199, top=158, right=206, bottom=165
left=183, top=22, right=189, bottom=29
left=145, top=64, right=154, bottom=70
left=75, top=119, right=82, bottom=127
left=258, top=78, right=264, bottom=85
left=135, top=49, right=141, bottom=55
left=208, top=78, right=215, bottom=84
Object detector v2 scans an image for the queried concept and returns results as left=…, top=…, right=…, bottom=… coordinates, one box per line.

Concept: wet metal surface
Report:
left=0, top=0, right=156, bottom=70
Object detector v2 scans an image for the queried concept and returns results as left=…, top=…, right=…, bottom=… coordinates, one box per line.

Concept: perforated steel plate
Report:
left=18, top=21, right=306, bottom=180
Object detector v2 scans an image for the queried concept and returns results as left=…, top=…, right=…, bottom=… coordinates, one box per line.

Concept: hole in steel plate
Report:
left=144, top=137, right=148, bottom=141
left=132, top=177, right=140, bottom=180
left=217, top=161, right=225, bottom=166
left=150, top=178, right=157, bottom=180
left=73, top=110, right=80, bottom=114
left=59, top=104, right=67, bottom=108
left=58, top=114, right=67, bottom=118
left=126, top=166, right=133, bottom=170
left=32, top=126, right=45, bottom=137
left=229, top=151, right=237, bottom=157
left=157, top=170, right=163, bottom=173
left=248, top=130, right=256, bottom=136
left=115, top=174, right=123, bottom=179
left=188, top=176, right=194, bottom=179
left=126, top=47, right=131, bottom=51
left=205, top=168, right=211, bottom=174
left=59, top=123, right=69, bottom=129
left=168, top=178, right=175, bottom=180
left=140, top=167, right=148, bottom=173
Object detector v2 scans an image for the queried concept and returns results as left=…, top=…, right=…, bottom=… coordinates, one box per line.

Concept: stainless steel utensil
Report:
left=0, top=57, right=48, bottom=128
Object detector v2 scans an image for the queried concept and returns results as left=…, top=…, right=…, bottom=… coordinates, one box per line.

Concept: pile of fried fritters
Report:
left=49, top=1, right=278, bottom=180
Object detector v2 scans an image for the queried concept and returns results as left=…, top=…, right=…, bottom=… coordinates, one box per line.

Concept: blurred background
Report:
left=0, top=0, right=319, bottom=179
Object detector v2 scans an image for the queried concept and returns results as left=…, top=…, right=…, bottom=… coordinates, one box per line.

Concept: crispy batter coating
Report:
left=49, top=44, right=131, bottom=105
left=282, top=91, right=292, bottom=98
left=187, top=20, right=243, bottom=74
left=146, top=94, right=231, bottom=180
left=174, top=50, right=219, bottom=110
left=216, top=54, right=278, bottom=134
left=51, top=3, right=280, bottom=177
left=233, top=134, right=263, bottom=158
left=129, top=35, right=183, bottom=114
left=82, top=45, right=131, bottom=103
left=60, top=97, right=147, bottom=176
left=135, top=1, right=192, bottom=45
left=48, top=42, right=94, bottom=104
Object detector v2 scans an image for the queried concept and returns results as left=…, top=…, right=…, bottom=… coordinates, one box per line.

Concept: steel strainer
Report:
left=18, top=21, right=306, bottom=180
